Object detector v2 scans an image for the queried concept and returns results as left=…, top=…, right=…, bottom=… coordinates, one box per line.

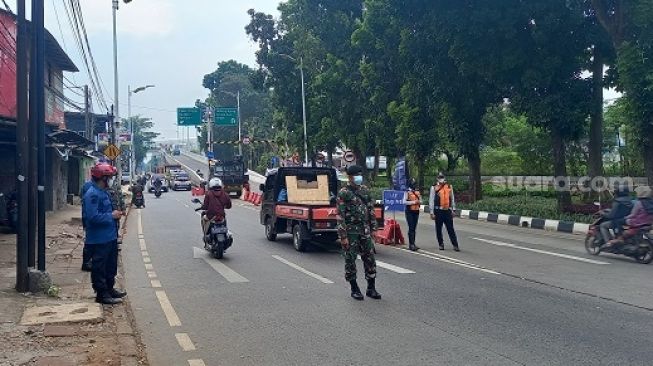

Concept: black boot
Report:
left=350, top=280, right=364, bottom=301
left=109, top=288, right=127, bottom=298
left=96, top=292, right=122, bottom=305
left=408, top=232, right=419, bottom=251
left=366, top=278, right=382, bottom=300
left=81, top=263, right=92, bottom=272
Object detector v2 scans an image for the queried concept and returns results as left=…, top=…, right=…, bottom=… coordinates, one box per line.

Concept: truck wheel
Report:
left=265, top=218, right=277, bottom=242
left=293, top=224, right=309, bottom=252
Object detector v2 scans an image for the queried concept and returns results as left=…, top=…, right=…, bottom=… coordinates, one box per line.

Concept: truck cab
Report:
left=210, top=157, right=246, bottom=196
left=259, top=167, right=383, bottom=252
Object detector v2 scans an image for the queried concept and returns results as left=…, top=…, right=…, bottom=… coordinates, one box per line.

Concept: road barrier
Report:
left=374, top=219, right=405, bottom=245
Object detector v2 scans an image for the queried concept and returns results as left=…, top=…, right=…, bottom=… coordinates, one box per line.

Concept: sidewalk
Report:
left=0, top=205, right=147, bottom=366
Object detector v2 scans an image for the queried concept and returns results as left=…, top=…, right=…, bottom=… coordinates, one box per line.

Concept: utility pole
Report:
left=299, top=57, right=308, bottom=165
left=237, top=91, right=242, bottom=156
left=15, top=0, right=29, bottom=292
left=112, top=0, right=120, bottom=174
left=32, top=0, right=46, bottom=271
left=84, top=85, right=91, bottom=139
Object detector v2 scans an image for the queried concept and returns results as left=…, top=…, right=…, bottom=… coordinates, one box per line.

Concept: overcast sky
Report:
left=8, top=0, right=280, bottom=139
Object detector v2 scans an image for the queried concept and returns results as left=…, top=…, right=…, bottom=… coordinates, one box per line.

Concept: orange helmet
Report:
left=90, top=163, right=117, bottom=179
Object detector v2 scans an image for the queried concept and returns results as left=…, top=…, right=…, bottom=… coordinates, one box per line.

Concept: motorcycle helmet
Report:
left=208, top=178, right=223, bottom=189
left=91, top=163, right=117, bottom=180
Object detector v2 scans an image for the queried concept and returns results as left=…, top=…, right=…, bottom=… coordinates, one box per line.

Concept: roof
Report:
left=48, top=129, right=94, bottom=149
left=0, top=9, right=78, bottom=72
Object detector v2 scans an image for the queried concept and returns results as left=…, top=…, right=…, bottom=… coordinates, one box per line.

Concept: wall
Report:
left=45, top=147, right=68, bottom=211
left=0, top=13, right=17, bottom=121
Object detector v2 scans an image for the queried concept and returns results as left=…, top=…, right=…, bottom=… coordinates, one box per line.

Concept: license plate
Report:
left=212, top=226, right=228, bottom=234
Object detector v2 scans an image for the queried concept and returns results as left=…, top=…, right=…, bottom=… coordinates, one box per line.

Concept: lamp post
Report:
left=278, top=54, right=308, bottom=165
left=128, top=84, right=155, bottom=179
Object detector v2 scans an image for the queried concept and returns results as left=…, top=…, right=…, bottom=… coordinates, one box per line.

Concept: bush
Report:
left=458, top=195, right=595, bottom=223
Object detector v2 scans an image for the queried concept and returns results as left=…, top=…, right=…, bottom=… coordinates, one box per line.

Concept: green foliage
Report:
left=123, top=116, right=159, bottom=169
left=458, top=195, right=593, bottom=223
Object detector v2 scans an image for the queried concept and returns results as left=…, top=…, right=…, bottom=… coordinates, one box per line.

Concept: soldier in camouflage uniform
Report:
left=106, top=179, right=126, bottom=245
left=337, top=165, right=381, bottom=301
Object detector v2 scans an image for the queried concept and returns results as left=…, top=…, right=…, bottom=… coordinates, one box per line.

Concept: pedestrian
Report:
left=80, top=177, right=95, bottom=272
left=405, top=178, right=421, bottom=251
left=337, top=165, right=381, bottom=301
left=429, top=172, right=460, bottom=251
left=82, top=163, right=126, bottom=304
left=106, top=177, right=126, bottom=247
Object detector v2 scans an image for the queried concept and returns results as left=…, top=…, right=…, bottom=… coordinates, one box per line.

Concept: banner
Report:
left=392, top=158, right=409, bottom=191
left=383, top=190, right=407, bottom=212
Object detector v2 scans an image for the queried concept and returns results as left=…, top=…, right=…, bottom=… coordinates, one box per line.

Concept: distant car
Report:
left=173, top=149, right=181, bottom=156
left=171, top=174, right=192, bottom=191
left=121, top=172, right=131, bottom=185
left=148, top=174, right=169, bottom=193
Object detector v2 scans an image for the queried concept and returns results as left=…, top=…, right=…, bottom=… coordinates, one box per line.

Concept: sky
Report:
left=8, top=0, right=281, bottom=140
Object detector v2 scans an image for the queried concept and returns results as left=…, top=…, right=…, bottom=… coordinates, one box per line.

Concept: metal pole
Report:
left=84, top=86, right=91, bottom=139
left=237, top=91, right=242, bottom=156
left=33, top=0, right=46, bottom=271
left=15, top=0, right=29, bottom=292
left=112, top=0, right=120, bottom=174
left=300, top=57, right=308, bottom=165
left=27, top=0, right=40, bottom=268
left=128, top=86, right=134, bottom=179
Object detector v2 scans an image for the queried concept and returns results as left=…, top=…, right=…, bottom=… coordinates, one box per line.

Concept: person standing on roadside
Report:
left=337, top=165, right=381, bottom=301
left=82, top=163, right=126, bottom=304
left=405, top=178, right=421, bottom=251
left=106, top=177, right=126, bottom=247
left=80, top=176, right=95, bottom=272
left=429, top=172, right=460, bottom=251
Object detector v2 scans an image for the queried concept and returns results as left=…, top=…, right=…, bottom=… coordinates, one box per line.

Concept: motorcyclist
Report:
left=130, top=178, right=145, bottom=207
left=196, top=178, right=232, bottom=238
left=196, top=169, right=204, bottom=179
left=153, top=176, right=163, bottom=193
left=600, top=186, right=634, bottom=244
left=607, top=186, right=653, bottom=247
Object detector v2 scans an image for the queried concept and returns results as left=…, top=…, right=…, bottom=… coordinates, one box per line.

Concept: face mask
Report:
left=108, top=177, right=115, bottom=187
left=353, top=175, right=363, bottom=186
left=438, top=178, right=445, bottom=184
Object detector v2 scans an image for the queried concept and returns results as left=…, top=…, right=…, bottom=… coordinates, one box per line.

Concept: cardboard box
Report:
left=286, top=175, right=330, bottom=205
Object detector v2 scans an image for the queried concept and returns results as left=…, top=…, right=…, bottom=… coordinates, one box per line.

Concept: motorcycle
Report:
left=585, top=211, right=653, bottom=264
left=154, top=185, right=162, bottom=198
left=134, top=192, right=145, bottom=208
left=192, top=198, right=233, bottom=259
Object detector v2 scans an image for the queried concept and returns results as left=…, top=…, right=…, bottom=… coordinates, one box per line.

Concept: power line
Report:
left=51, top=0, right=77, bottom=84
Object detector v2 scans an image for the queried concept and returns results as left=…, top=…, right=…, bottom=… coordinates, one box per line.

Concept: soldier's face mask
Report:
left=353, top=175, right=363, bottom=186
left=108, top=177, right=116, bottom=187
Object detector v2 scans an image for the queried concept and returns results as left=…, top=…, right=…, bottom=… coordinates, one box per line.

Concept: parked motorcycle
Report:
left=192, top=198, right=233, bottom=259
left=585, top=212, right=653, bottom=264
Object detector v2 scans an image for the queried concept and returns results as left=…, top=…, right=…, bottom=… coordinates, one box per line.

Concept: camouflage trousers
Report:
left=343, top=233, right=376, bottom=282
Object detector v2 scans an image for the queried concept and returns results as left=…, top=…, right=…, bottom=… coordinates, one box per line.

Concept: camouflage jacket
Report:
left=106, top=182, right=126, bottom=212
left=337, top=184, right=377, bottom=240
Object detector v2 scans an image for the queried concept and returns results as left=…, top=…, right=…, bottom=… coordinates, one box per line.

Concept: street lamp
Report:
left=278, top=53, right=308, bottom=165
left=128, top=84, right=155, bottom=179
left=217, top=90, right=242, bottom=156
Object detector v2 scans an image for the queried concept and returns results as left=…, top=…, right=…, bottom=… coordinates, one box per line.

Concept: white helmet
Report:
left=208, top=177, right=223, bottom=189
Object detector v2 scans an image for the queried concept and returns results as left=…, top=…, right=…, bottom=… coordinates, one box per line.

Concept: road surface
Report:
left=122, top=175, right=653, bottom=365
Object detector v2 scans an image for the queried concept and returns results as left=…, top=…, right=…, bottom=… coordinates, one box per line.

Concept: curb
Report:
left=376, top=200, right=589, bottom=236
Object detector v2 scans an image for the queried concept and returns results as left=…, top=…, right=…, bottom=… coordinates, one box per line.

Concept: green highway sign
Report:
left=215, top=107, right=238, bottom=126
left=177, top=107, right=202, bottom=126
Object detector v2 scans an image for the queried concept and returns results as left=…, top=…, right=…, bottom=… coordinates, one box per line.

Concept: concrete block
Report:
left=21, top=302, right=103, bottom=325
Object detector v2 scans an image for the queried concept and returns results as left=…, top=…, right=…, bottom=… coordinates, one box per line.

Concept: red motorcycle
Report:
left=585, top=211, right=653, bottom=264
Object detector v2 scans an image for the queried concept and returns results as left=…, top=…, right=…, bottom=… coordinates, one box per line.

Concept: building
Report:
left=0, top=9, right=93, bottom=212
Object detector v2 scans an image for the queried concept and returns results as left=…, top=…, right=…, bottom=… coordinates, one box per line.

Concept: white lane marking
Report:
left=389, top=246, right=500, bottom=275
left=138, top=234, right=144, bottom=239
left=137, top=210, right=143, bottom=235
left=139, top=239, right=147, bottom=251
left=272, top=255, right=334, bottom=284
left=359, top=256, right=415, bottom=274
left=151, top=279, right=162, bottom=288
left=142, top=250, right=149, bottom=257
left=184, top=204, right=189, bottom=208
left=147, top=271, right=157, bottom=279
left=193, top=247, right=249, bottom=283
left=473, top=237, right=610, bottom=265
left=145, top=263, right=154, bottom=270
left=188, top=360, right=206, bottom=366
left=415, top=249, right=485, bottom=267
left=175, top=333, right=196, bottom=352
left=143, top=256, right=151, bottom=264
left=155, top=290, right=182, bottom=327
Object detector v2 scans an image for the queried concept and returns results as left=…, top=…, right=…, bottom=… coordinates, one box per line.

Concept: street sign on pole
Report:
left=383, top=190, right=407, bottom=212
left=104, top=144, right=122, bottom=161
left=343, top=150, right=355, bottom=163
left=215, top=108, right=238, bottom=126
left=177, top=107, right=202, bottom=126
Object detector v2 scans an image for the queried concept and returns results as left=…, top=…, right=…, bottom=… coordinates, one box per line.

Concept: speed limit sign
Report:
left=343, top=150, right=355, bottom=163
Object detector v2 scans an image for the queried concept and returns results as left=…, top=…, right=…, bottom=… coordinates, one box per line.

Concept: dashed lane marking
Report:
left=374, top=259, right=416, bottom=274
left=145, top=263, right=154, bottom=270
left=473, top=237, right=610, bottom=265
left=143, top=256, right=151, bottom=264
left=390, top=246, right=500, bottom=275
left=272, top=255, right=334, bottom=284
left=175, top=333, right=196, bottom=352
left=155, top=290, right=182, bottom=327
left=147, top=271, right=157, bottom=279
left=188, top=360, right=206, bottom=366
left=137, top=210, right=143, bottom=235
left=151, top=279, right=162, bottom=288
left=139, top=239, right=147, bottom=251
left=192, top=247, right=249, bottom=283
left=142, top=250, right=149, bottom=257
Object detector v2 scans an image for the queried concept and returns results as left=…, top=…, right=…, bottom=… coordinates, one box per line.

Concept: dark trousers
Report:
left=435, top=209, right=459, bottom=248
left=82, top=244, right=92, bottom=266
left=405, top=210, right=420, bottom=247
left=89, top=240, right=118, bottom=297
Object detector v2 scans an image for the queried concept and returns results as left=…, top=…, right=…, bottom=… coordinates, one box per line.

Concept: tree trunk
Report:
left=327, top=149, right=333, bottom=168
left=386, top=156, right=394, bottom=187
left=643, top=121, right=653, bottom=187
left=588, top=46, right=604, bottom=179
left=551, top=130, right=572, bottom=210
left=416, top=157, right=425, bottom=191
left=445, top=151, right=459, bottom=174
left=467, top=149, right=482, bottom=202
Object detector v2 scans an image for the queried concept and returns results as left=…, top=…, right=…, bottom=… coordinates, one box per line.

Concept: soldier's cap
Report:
left=346, top=165, right=363, bottom=175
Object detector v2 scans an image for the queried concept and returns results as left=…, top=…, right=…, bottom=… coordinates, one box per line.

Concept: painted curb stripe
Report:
left=487, top=213, right=499, bottom=222
left=531, top=218, right=546, bottom=229
left=557, top=221, right=575, bottom=233
left=508, top=215, right=521, bottom=226
left=469, top=211, right=479, bottom=220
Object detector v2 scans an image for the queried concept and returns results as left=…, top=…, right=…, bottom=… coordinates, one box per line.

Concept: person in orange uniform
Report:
left=405, top=178, right=422, bottom=251
left=429, top=172, right=460, bottom=251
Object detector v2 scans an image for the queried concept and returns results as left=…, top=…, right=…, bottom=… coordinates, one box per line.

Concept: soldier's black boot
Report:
left=350, top=280, right=364, bottom=301
left=95, top=291, right=123, bottom=305
left=366, top=278, right=382, bottom=300
left=109, top=288, right=127, bottom=298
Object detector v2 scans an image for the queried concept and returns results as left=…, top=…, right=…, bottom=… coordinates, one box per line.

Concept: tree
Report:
left=123, top=115, right=159, bottom=171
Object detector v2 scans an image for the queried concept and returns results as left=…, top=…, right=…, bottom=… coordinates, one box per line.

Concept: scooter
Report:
left=585, top=212, right=653, bottom=264
left=192, top=198, right=233, bottom=259
left=154, top=186, right=162, bottom=198
left=134, top=192, right=145, bottom=208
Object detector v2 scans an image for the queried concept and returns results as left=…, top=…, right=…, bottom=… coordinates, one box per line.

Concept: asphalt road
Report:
left=121, top=183, right=653, bottom=366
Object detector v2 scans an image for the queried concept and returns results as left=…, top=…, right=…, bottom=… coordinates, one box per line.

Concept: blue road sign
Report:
left=206, top=151, right=214, bottom=159
left=383, top=190, right=406, bottom=212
